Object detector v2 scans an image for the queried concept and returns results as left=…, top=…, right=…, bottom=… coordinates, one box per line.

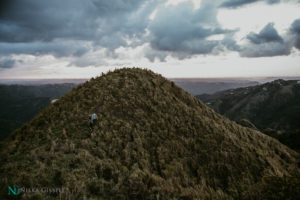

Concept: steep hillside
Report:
left=0, top=69, right=299, bottom=200
left=197, top=79, right=300, bottom=130
left=197, top=79, right=300, bottom=151
left=0, top=84, right=75, bottom=140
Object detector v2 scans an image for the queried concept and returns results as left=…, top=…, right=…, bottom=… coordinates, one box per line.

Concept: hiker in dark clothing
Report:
left=89, top=113, right=98, bottom=133
left=91, top=113, right=98, bottom=124
left=88, top=117, right=93, bottom=133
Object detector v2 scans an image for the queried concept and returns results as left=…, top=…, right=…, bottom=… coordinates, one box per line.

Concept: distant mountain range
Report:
left=2, top=77, right=299, bottom=95
left=197, top=79, right=300, bottom=151
left=0, top=79, right=87, bottom=85
left=170, top=78, right=259, bottom=95
left=0, top=69, right=299, bottom=199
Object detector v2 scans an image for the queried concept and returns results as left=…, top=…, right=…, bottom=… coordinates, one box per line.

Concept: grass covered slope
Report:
left=0, top=68, right=299, bottom=199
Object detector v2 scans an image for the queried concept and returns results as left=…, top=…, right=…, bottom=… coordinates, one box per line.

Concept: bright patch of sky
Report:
left=218, top=2, right=300, bottom=43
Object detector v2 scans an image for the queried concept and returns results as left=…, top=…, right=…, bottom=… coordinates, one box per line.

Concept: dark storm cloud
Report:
left=290, top=18, right=300, bottom=50
left=0, top=0, right=156, bottom=58
left=240, top=23, right=291, bottom=57
left=0, top=0, right=94, bottom=43
left=147, top=1, right=237, bottom=60
left=144, top=47, right=168, bottom=62
left=0, top=0, right=149, bottom=43
left=92, top=0, right=158, bottom=50
left=0, top=0, right=299, bottom=65
left=239, top=42, right=291, bottom=57
left=221, top=34, right=241, bottom=51
left=1, top=0, right=239, bottom=62
left=0, top=57, right=16, bottom=69
left=219, top=0, right=298, bottom=8
left=0, top=40, right=90, bottom=57
left=247, top=23, right=283, bottom=44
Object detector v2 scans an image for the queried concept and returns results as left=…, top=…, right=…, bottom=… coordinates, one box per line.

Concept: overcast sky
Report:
left=0, top=0, right=300, bottom=78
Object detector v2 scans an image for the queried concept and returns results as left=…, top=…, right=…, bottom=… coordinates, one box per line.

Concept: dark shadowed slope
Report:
left=0, top=69, right=299, bottom=200
left=197, top=79, right=300, bottom=131
left=197, top=79, right=300, bottom=151
left=0, top=84, right=75, bottom=140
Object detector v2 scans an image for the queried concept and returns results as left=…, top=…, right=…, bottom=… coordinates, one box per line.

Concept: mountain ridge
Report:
left=0, top=68, right=299, bottom=199
left=197, top=79, right=300, bottom=130
left=197, top=79, right=300, bottom=151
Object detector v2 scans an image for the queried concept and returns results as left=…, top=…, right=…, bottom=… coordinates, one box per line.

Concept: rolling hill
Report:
left=0, top=69, right=299, bottom=199
left=197, top=79, right=300, bottom=151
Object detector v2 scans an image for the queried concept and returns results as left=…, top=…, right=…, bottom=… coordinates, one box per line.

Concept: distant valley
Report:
left=0, top=84, right=75, bottom=139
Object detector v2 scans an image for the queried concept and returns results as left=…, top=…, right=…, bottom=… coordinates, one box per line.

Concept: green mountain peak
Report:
left=1, top=68, right=299, bottom=199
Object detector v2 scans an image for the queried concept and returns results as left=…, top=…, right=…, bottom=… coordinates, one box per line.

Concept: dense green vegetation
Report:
left=0, top=84, right=74, bottom=140
left=197, top=79, right=300, bottom=151
left=0, top=69, right=299, bottom=199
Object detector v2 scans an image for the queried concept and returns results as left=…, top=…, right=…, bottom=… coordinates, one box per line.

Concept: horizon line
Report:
left=1, top=76, right=300, bottom=80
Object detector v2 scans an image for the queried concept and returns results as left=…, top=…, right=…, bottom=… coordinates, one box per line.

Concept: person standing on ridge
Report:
left=89, top=113, right=98, bottom=133
left=88, top=117, right=93, bottom=133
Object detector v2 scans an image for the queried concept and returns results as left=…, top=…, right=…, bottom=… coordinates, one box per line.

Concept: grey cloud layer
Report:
left=147, top=1, right=238, bottom=60
left=0, top=0, right=95, bottom=43
left=0, top=0, right=299, bottom=66
left=290, top=19, right=300, bottom=50
left=0, top=40, right=91, bottom=57
left=240, top=42, right=291, bottom=57
left=247, top=23, right=283, bottom=44
left=0, top=0, right=149, bottom=43
left=220, top=0, right=298, bottom=8
left=240, top=23, right=291, bottom=57
left=0, top=0, right=154, bottom=59
left=0, top=57, right=16, bottom=69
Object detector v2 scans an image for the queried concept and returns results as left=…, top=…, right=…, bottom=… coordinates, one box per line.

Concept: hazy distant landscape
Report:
left=2, top=76, right=299, bottom=94
left=0, top=79, right=87, bottom=85
left=171, top=78, right=260, bottom=95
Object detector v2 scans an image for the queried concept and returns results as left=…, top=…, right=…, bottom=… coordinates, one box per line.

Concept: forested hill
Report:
left=0, top=69, right=299, bottom=199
